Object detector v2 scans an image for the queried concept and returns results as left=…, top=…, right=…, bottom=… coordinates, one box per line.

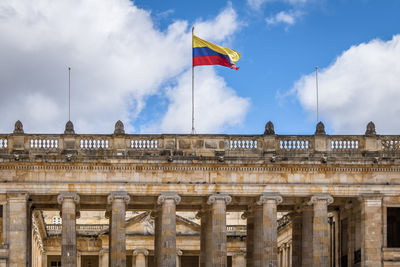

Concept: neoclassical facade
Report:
left=0, top=120, right=399, bottom=267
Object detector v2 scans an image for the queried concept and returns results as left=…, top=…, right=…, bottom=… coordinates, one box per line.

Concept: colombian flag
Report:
left=193, top=35, right=241, bottom=70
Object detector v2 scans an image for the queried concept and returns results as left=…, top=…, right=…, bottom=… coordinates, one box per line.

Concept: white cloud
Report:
left=0, top=0, right=247, bottom=134
left=294, top=34, right=400, bottom=134
left=247, top=0, right=309, bottom=10
left=143, top=68, right=250, bottom=134
left=266, top=10, right=302, bottom=26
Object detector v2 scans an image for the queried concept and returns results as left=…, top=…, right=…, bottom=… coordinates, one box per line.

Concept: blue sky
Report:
left=0, top=0, right=399, bottom=135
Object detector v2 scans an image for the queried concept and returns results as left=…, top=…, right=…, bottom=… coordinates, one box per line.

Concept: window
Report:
left=388, top=207, right=400, bottom=247
left=50, top=261, right=61, bottom=266
left=52, top=216, right=62, bottom=224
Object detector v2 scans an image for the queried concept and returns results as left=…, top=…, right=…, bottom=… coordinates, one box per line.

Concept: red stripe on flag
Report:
left=193, top=55, right=231, bottom=68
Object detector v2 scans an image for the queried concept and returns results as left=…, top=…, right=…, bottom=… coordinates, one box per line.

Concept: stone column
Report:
left=41, top=251, right=47, bottom=267
left=176, top=249, right=182, bottom=267
left=309, top=194, right=333, bottom=267
left=253, top=194, right=282, bottom=267
left=207, top=194, right=232, bottom=267
left=77, top=252, right=82, bottom=267
left=57, top=192, right=80, bottom=267
left=242, top=210, right=253, bottom=267
left=99, top=249, right=109, bottom=267
left=232, top=250, right=246, bottom=267
left=7, top=191, right=29, bottom=267
left=360, top=194, right=383, bottom=267
left=155, top=192, right=181, bottom=267
left=107, top=192, right=130, bottom=267
left=291, top=212, right=302, bottom=267
left=133, top=248, right=149, bottom=267
left=301, top=205, right=313, bottom=267
left=197, top=209, right=211, bottom=267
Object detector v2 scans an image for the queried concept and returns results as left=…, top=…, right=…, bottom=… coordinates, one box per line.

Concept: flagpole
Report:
left=68, top=67, right=71, bottom=121
left=315, top=66, right=319, bottom=123
left=191, top=26, right=195, bottom=134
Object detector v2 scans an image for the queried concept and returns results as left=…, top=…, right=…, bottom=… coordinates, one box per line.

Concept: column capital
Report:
left=157, top=192, right=181, bottom=205
left=358, top=193, right=383, bottom=206
left=308, top=194, right=334, bottom=205
left=195, top=210, right=205, bottom=219
left=256, top=193, right=283, bottom=205
left=99, top=249, right=108, bottom=256
left=207, top=194, right=232, bottom=205
left=107, top=191, right=130, bottom=205
left=57, top=192, right=80, bottom=204
left=241, top=209, right=253, bottom=219
left=133, top=248, right=149, bottom=256
left=6, top=190, right=29, bottom=201
left=176, top=248, right=183, bottom=256
left=232, top=249, right=246, bottom=256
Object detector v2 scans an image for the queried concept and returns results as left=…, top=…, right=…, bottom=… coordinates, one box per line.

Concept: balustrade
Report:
left=0, top=137, right=7, bottom=149
left=229, top=136, right=259, bottom=150
left=278, top=136, right=312, bottom=151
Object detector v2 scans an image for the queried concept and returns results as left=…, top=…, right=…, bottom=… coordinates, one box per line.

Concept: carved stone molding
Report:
left=241, top=210, right=253, bottom=220
left=264, top=121, right=275, bottom=135
left=176, top=248, right=183, bottom=256
left=114, top=120, right=125, bottom=135
left=133, top=248, right=149, bottom=256
left=64, top=121, right=75, bottom=135
left=6, top=190, right=29, bottom=201
left=256, top=193, right=283, bottom=205
left=365, top=121, right=376, bottom=136
left=308, top=194, right=334, bottom=205
left=207, top=194, right=232, bottom=205
left=57, top=192, right=80, bottom=204
left=315, top=121, right=326, bottom=135
left=13, top=120, right=24, bottom=134
left=107, top=192, right=130, bottom=205
left=157, top=192, right=181, bottom=205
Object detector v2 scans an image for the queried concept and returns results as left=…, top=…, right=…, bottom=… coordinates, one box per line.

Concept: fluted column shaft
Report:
left=243, top=211, right=254, bottom=267
left=134, top=249, right=149, bottom=267
left=253, top=194, right=282, bottom=267
left=291, top=213, right=302, bottom=267
left=207, top=194, right=232, bottom=267
left=360, top=194, right=383, bottom=267
left=58, top=192, right=80, bottom=267
left=7, top=191, right=29, bottom=267
left=108, top=192, right=130, bottom=267
left=310, top=194, right=333, bottom=267
left=155, top=192, right=181, bottom=267
left=198, top=209, right=211, bottom=267
left=301, top=205, right=313, bottom=267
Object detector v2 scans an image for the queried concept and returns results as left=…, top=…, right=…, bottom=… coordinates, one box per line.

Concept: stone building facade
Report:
left=0, top=120, right=399, bottom=267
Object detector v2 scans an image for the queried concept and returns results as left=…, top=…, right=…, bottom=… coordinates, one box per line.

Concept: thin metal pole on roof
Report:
left=68, top=67, right=71, bottom=121
left=315, top=66, right=319, bottom=123
left=191, top=26, right=195, bottom=134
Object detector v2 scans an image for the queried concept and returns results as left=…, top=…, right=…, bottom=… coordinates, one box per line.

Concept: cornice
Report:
left=1, top=162, right=400, bottom=173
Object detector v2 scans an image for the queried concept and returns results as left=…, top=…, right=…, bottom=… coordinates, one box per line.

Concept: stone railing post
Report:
left=253, top=193, right=282, bottom=267
left=207, top=194, right=232, bottom=267
left=57, top=192, right=80, bottom=267
left=359, top=194, right=383, bottom=267
left=155, top=192, right=181, bottom=267
left=309, top=194, right=334, bottom=267
left=314, top=122, right=328, bottom=152
left=133, top=248, right=149, bottom=267
left=7, top=191, right=29, bottom=267
left=107, top=192, right=130, bottom=267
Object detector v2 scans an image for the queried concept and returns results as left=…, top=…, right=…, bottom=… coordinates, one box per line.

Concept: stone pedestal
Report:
left=242, top=210, right=254, bottom=267
left=253, top=194, right=282, bottom=267
left=133, top=248, right=149, bottom=267
left=291, top=212, right=302, bottom=267
left=360, top=194, right=383, bottom=267
left=309, top=194, right=333, bottom=267
left=107, top=192, right=130, bottom=267
left=155, top=192, right=181, bottom=267
left=207, top=194, right=232, bottom=267
left=7, top=191, right=29, bottom=267
left=41, top=252, right=47, bottom=267
left=301, top=205, right=313, bottom=267
left=232, top=251, right=246, bottom=267
left=57, top=192, right=80, bottom=267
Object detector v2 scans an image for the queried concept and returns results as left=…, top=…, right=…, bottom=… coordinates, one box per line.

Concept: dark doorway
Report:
left=388, top=207, right=400, bottom=247
left=81, top=255, right=99, bottom=267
